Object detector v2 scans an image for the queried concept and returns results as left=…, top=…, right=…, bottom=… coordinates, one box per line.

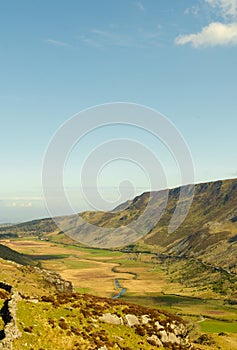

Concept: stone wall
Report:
left=0, top=282, right=21, bottom=350
left=0, top=267, right=73, bottom=349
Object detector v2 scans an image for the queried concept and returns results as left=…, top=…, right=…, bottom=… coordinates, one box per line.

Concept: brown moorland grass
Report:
left=1, top=240, right=202, bottom=297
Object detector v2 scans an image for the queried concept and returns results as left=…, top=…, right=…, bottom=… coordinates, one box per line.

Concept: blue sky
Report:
left=1, top=0, right=237, bottom=222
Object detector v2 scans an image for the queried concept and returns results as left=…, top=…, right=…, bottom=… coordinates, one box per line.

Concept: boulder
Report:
left=124, top=314, right=140, bottom=327
left=147, top=334, right=163, bottom=347
left=98, top=346, right=108, bottom=350
left=167, top=332, right=180, bottom=344
left=159, top=329, right=169, bottom=343
left=141, top=314, right=151, bottom=324
left=99, top=313, right=123, bottom=325
left=155, top=320, right=164, bottom=330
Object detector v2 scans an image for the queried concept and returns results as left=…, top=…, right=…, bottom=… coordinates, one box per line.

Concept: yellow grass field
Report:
left=2, top=240, right=200, bottom=297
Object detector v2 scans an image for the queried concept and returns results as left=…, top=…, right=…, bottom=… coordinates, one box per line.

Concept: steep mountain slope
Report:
left=76, top=178, right=237, bottom=272
left=1, top=178, right=237, bottom=271
left=143, top=178, right=237, bottom=271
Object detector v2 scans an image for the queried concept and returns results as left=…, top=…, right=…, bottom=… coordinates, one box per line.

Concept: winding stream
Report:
left=112, top=278, right=127, bottom=299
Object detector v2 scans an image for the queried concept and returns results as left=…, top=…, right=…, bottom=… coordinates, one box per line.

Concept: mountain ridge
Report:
left=1, top=177, right=237, bottom=271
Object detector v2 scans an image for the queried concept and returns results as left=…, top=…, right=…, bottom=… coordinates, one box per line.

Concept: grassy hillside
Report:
left=0, top=243, right=35, bottom=266
left=0, top=258, right=195, bottom=350
left=0, top=241, right=235, bottom=349
left=0, top=252, right=235, bottom=350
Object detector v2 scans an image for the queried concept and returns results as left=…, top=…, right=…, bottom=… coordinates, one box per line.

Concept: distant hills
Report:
left=1, top=178, right=237, bottom=272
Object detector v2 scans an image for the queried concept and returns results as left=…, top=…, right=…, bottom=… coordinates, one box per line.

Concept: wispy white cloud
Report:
left=205, top=0, right=237, bottom=19
left=90, top=29, right=135, bottom=47
left=5, top=202, right=33, bottom=208
left=46, top=39, right=70, bottom=47
left=1, top=196, right=43, bottom=209
left=80, top=27, right=161, bottom=48
left=79, top=35, right=102, bottom=48
left=175, top=21, right=237, bottom=47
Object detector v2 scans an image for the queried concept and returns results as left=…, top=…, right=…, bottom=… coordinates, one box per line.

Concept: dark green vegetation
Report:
left=0, top=243, right=35, bottom=266
left=158, top=256, right=237, bottom=301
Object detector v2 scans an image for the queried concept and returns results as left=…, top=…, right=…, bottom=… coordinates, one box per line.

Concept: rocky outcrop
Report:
left=32, top=267, right=74, bottom=293
left=99, top=312, right=193, bottom=349
left=1, top=259, right=74, bottom=295
left=0, top=282, right=21, bottom=350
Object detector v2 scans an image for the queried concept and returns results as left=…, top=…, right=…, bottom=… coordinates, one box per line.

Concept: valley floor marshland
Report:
left=1, top=238, right=237, bottom=349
